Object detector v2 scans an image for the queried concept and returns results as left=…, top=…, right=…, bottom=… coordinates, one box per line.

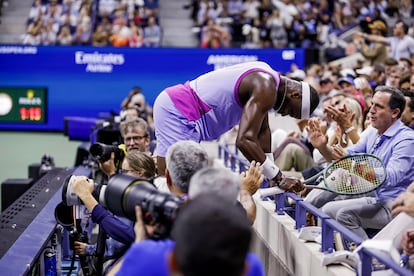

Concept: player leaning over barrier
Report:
left=152, top=61, right=319, bottom=191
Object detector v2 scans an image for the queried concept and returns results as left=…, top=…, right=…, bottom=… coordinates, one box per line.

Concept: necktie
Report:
left=370, top=135, right=384, bottom=154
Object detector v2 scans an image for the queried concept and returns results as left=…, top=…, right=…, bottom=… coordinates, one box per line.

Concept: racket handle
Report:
left=304, top=184, right=324, bottom=190
left=303, top=170, right=324, bottom=185
left=259, top=187, right=285, bottom=198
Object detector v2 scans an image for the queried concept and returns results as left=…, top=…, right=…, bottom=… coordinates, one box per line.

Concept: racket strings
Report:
left=324, top=155, right=386, bottom=194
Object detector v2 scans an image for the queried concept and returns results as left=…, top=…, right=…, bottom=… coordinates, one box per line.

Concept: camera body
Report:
left=89, top=142, right=126, bottom=163
left=58, top=174, right=183, bottom=239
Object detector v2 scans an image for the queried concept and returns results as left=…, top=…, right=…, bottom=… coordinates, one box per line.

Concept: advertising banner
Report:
left=0, top=45, right=304, bottom=131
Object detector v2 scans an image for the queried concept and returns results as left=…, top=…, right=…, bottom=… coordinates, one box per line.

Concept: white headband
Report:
left=301, top=82, right=310, bottom=119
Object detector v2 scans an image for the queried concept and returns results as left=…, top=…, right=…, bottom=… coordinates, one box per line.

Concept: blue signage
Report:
left=0, top=45, right=304, bottom=131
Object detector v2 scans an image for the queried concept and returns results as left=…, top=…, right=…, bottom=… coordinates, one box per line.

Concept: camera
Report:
left=89, top=142, right=126, bottom=163
left=57, top=174, right=183, bottom=239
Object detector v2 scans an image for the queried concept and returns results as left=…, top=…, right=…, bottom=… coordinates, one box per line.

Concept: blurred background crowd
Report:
left=16, top=0, right=414, bottom=60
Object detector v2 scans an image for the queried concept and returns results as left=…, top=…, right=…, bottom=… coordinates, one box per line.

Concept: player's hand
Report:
left=279, top=176, right=305, bottom=193
left=271, top=173, right=304, bottom=193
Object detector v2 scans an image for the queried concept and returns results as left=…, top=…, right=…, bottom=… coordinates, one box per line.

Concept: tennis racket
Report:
left=304, top=153, right=386, bottom=195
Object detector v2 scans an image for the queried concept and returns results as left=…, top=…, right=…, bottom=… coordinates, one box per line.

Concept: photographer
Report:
left=71, top=151, right=157, bottom=271
left=107, top=165, right=265, bottom=276
left=100, top=118, right=153, bottom=178
left=120, top=87, right=155, bottom=137
left=160, top=139, right=262, bottom=223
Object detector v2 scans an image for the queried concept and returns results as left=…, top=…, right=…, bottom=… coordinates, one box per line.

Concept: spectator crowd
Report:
left=21, top=0, right=414, bottom=56
left=22, top=0, right=162, bottom=47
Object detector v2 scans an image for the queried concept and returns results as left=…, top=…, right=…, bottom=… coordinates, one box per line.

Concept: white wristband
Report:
left=341, top=126, right=355, bottom=144
left=261, top=156, right=280, bottom=179
left=265, top=153, right=274, bottom=163
left=344, top=126, right=355, bottom=134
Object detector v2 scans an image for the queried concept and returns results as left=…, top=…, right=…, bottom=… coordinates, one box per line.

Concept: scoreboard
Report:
left=0, top=87, right=47, bottom=124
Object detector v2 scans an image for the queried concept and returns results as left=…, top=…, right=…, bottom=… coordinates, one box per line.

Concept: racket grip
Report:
left=259, top=187, right=285, bottom=198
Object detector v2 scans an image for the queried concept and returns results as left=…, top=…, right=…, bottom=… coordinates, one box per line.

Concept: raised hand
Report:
left=240, top=160, right=264, bottom=195
left=307, top=117, right=328, bottom=149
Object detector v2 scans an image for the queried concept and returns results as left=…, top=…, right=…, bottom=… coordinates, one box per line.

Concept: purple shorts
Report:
left=153, top=89, right=201, bottom=157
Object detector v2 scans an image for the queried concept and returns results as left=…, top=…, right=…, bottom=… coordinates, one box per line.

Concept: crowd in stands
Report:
left=21, top=0, right=162, bottom=47
left=187, top=0, right=414, bottom=57
left=21, top=0, right=414, bottom=55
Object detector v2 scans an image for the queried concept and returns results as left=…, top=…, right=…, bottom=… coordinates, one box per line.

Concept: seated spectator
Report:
left=99, top=0, right=116, bottom=18
left=266, top=8, right=288, bottom=48
left=57, top=25, right=72, bottom=45
left=370, top=63, right=386, bottom=90
left=386, top=65, right=403, bottom=88
left=143, top=15, right=161, bottom=47
left=401, top=90, right=414, bottom=129
left=144, top=0, right=160, bottom=18
left=128, top=22, right=144, bottom=47
left=72, top=24, right=91, bottom=45
left=383, top=57, right=399, bottom=76
left=200, top=19, right=226, bottom=48
left=41, top=18, right=58, bottom=45
left=312, top=77, right=340, bottom=119
left=91, top=25, right=110, bottom=46
left=22, top=23, right=42, bottom=45
left=28, top=0, right=46, bottom=24
left=400, top=72, right=412, bottom=90
left=411, top=74, right=414, bottom=92
left=323, top=95, right=363, bottom=147
left=305, top=86, right=414, bottom=240
left=353, top=76, right=374, bottom=110
left=337, top=75, right=366, bottom=114
left=399, top=57, right=413, bottom=75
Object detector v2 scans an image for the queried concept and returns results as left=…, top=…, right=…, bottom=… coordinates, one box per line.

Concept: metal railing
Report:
left=217, top=143, right=414, bottom=276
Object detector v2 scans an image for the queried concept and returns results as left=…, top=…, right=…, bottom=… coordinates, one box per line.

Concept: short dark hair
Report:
left=309, top=85, right=320, bottom=115
left=374, top=86, right=406, bottom=118
left=396, top=19, right=409, bottom=34
left=399, top=73, right=411, bottom=87
left=172, top=194, right=251, bottom=276
left=402, top=89, right=414, bottom=112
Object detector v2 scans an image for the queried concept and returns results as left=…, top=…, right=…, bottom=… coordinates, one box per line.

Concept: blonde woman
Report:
left=324, top=95, right=363, bottom=147
left=122, top=151, right=157, bottom=179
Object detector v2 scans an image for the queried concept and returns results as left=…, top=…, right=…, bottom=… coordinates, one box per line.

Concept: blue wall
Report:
left=0, top=45, right=304, bottom=131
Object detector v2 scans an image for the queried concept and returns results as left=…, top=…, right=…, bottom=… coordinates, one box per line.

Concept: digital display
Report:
left=0, top=87, right=47, bottom=124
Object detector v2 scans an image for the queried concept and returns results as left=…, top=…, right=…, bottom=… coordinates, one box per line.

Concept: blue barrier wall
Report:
left=0, top=45, right=304, bottom=131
